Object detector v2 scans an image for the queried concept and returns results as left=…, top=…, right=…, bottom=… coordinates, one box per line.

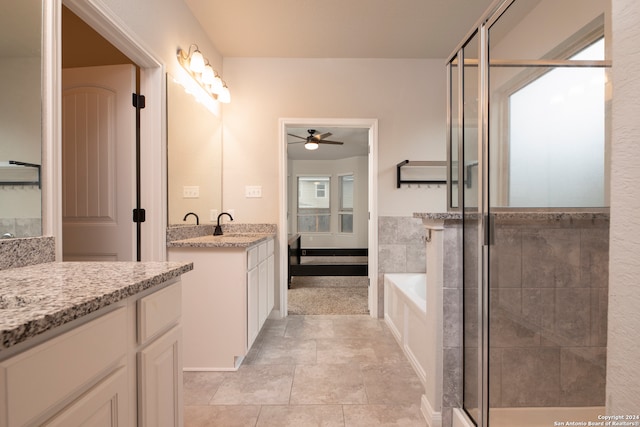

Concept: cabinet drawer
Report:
left=138, top=282, right=182, bottom=344
left=0, top=307, right=127, bottom=427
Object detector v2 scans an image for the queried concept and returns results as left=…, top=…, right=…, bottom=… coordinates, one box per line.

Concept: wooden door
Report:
left=62, top=64, right=136, bottom=261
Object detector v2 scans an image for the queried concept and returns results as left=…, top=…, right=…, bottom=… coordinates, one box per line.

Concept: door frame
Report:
left=278, top=118, right=379, bottom=318
left=46, top=0, right=166, bottom=261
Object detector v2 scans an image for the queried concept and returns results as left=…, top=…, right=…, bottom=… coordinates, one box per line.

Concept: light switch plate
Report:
left=245, top=185, right=262, bottom=198
left=183, top=186, right=199, bottom=198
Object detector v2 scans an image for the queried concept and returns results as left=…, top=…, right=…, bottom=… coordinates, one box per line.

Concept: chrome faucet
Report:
left=213, top=212, right=234, bottom=235
left=183, top=212, right=199, bottom=225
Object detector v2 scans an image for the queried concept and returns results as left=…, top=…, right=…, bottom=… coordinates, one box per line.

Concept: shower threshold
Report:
left=454, top=406, right=606, bottom=427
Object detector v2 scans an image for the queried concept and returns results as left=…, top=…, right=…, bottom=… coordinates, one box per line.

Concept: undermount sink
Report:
left=0, top=294, right=46, bottom=309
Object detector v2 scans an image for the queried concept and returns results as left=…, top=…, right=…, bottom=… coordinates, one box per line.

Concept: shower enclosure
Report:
left=447, top=0, right=611, bottom=426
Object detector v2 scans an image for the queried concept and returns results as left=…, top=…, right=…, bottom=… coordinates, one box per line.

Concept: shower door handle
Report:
left=483, top=213, right=494, bottom=246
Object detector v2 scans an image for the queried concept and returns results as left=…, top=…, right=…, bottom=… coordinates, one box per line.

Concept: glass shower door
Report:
left=485, top=1, right=610, bottom=425
left=461, top=30, right=482, bottom=425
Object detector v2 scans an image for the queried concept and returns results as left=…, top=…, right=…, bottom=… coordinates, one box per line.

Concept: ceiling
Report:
left=0, top=0, right=41, bottom=57
left=287, top=127, right=369, bottom=161
left=183, top=0, right=495, bottom=59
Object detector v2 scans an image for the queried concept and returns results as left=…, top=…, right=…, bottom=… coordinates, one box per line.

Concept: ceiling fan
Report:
left=287, top=129, right=344, bottom=150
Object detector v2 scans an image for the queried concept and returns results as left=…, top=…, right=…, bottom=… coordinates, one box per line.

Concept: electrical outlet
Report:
left=245, top=185, right=262, bottom=198
left=209, top=209, right=218, bottom=222
left=183, top=186, right=199, bottom=198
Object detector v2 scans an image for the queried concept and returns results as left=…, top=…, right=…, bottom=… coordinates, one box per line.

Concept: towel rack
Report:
left=396, top=160, right=447, bottom=188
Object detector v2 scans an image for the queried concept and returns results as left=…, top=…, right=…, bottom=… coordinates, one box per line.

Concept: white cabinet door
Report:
left=267, top=254, right=275, bottom=316
left=43, top=367, right=128, bottom=427
left=138, top=325, right=183, bottom=427
left=247, top=266, right=259, bottom=348
left=258, top=260, right=268, bottom=328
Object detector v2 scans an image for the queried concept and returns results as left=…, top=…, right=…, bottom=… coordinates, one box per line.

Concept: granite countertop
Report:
left=167, top=233, right=274, bottom=248
left=414, top=210, right=609, bottom=221
left=0, top=261, right=193, bottom=352
left=166, top=223, right=277, bottom=248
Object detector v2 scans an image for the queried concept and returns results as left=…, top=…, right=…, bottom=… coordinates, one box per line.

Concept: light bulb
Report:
left=189, top=49, right=205, bottom=73
left=219, top=85, right=231, bottom=104
left=211, top=75, right=224, bottom=95
left=202, top=65, right=215, bottom=85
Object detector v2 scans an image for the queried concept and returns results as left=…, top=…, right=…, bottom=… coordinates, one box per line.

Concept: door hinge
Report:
left=132, top=93, right=146, bottom=109
left=133, top=208, right=146, bottom=223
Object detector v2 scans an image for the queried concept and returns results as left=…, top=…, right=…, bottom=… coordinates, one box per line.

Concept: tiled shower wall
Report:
left=377, top=216, right=426, bottom=317
left=441, top=214, right=609, bottom=426
left=442, top=221, right=463, bottom=427
left=0, top=218, right=41, bottom=238
left=488, top=216, right=608, bottom=408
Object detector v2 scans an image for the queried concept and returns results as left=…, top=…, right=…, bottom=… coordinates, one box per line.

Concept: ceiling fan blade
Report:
left=318, top=140, right=344, bottom=145
left=287, top=141, right=306, bottom=144
left=313, top=132, right=332, bottom=140
left=287, top=133, right=307, bottom=140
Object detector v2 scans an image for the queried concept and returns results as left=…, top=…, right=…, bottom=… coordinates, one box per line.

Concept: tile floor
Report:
left=184, top=315, right=428, bottom=426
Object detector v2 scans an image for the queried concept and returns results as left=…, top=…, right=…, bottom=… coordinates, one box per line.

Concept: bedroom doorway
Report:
left=278, top=118, right=379, bottom=318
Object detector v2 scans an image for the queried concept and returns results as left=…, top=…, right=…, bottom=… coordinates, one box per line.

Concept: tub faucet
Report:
left=183, top=212, right=199, bottom=225
left=214, top=212, right=234, bottom=235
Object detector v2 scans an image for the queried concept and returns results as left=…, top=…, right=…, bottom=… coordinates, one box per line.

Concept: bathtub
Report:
left=384, top=273, right=429, bottom=386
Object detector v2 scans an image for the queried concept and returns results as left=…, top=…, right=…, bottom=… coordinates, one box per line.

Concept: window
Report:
left=339, top=174, right=354, bottom=233
left=315, top=181, right=327, bottom=198
left=507, top=37, right=605, bottom=207
left=297, top=176, right=330, bottom=233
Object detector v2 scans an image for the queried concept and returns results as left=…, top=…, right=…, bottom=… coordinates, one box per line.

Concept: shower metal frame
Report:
left=446, top=0, right=611, bottom=425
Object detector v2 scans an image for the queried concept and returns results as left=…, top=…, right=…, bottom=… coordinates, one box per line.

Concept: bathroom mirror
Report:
left=0, top=0, right=43, bottom=237
left=166, top=74, right=222, bottom=225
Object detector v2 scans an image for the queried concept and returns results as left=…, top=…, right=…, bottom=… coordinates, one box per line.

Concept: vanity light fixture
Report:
left=177, top=44, right=230, bottom=104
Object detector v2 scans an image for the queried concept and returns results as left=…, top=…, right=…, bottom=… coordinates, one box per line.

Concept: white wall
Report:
left=607, top=0, right=640, bottom=414
left=96, top=0, right=223, bottom=77
left=222, top=57, right=448, bottom=222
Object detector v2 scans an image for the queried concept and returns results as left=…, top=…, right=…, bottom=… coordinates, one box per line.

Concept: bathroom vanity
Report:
left=167, top=225, right=276, bottom=370
left=0, top=261, right=193, bottom=427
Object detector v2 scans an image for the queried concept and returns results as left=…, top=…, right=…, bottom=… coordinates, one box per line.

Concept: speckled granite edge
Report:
left=413, top=212, right=462, bottom=220
left=0, top=261, right=193, bottom=351
left=166, top=225, right=215, bottom=242
left=415, top=210, right=609, bottom=223
left=168, top=233, right=273, bottom=248
left=0, top=236, right=56, bottom=271
left=167, top=223, right=277, bottom=247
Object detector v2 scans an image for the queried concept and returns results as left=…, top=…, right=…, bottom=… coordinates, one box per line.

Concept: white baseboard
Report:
left=421, top=394, right=442, bottom=427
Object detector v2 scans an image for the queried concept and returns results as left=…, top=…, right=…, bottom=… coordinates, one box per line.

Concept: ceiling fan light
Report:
left=305, top=141, right=319, bottom=150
